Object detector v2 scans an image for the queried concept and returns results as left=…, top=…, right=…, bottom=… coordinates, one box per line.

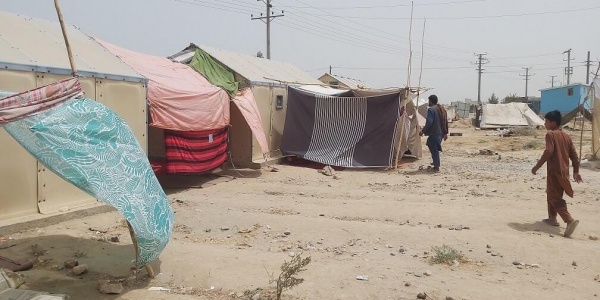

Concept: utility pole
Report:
left=548, top=75, right=557, bottom=87
left=584, top=51, right=591, bottom=84
left=329, top=65, right=332, bottom=74
left=563, top=49, right=574, bottom=85
left=251, top=0, right=284, bottom=60
left=520, top=67, right=534, bottom=104
left=474, top=53, right=489, bottom=105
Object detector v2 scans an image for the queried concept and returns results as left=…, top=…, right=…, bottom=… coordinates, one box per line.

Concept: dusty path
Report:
left=1, top=128, right=599, bottom=300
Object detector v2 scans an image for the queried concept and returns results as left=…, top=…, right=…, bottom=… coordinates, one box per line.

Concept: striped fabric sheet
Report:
left=281, top=87, right=400, bottom=168
left=164, top=127, right=228, bottom=174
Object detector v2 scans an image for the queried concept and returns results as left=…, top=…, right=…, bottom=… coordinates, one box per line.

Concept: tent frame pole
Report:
left=53, top=0, right=78, bottom=77
left=394, top=2, right=416, bottom=169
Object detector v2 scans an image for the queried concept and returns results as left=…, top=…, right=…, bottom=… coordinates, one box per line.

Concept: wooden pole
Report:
left=127, top=221, right=155, bottom=278
left=580, top=64, right=600, bottom=162
left=394, top=2, right=415, bottom=169
left=53, top=0, right=78, bottom=77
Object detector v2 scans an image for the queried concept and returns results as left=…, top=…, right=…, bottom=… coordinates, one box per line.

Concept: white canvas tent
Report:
left=480, top=102, right=544, bottom=129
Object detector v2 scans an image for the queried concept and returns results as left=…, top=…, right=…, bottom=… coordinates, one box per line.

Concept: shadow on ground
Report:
left=508, top=221, right=562, bottom=236
left=0, top=235, right=158, bottom=300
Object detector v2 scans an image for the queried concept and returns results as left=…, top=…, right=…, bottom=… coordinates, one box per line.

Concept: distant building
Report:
left=540, top=84, right=591, bottom=115
left=318, top=73, right=372, bottom=90
left=451, top=100, right=476, bottom=118
left=504, top=96, right=541, bottom=114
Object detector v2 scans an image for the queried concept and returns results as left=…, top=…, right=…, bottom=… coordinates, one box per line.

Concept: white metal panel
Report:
left=0, top=11, right=144, bottom=81
left=250, top=86, right=273, bottom=161
left=0, top=70, right=39, bottom=220
left=268, top=86, right=286, bottom=160
left=0, top=69, right=37, bottom=93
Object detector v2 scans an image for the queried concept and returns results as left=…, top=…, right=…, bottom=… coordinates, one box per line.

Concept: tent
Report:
left=561, top=105, right=593, bottom=126
left=0, top=11, right=148, bottom=220
left=281, top=87, right=421, bottom=167
left=480, top=102, right=544, bottom=129
left=170, top=44, right=322, bottom=166
left=99, top=40, right=268, bottom=174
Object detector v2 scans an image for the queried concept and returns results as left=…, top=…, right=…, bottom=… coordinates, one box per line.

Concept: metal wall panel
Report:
left=0, top=69, right=37, bottom=93
left=0, top=69, right=39, bottom=219
left=250, top=86, right=273, bottom=161
left=269, top=86, right=287, bottom=160
left=229, top=103, right=252, bottom=164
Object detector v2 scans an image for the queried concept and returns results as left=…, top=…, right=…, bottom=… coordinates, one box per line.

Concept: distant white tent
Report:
left=480, top=102, right=544, bottom=129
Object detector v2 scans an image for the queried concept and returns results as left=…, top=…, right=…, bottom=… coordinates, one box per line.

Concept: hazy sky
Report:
left=1, top=0, right=598, bottom=103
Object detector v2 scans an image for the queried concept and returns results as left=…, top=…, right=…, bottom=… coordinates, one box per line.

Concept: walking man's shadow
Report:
left=508, top=220, right=562, bottom=236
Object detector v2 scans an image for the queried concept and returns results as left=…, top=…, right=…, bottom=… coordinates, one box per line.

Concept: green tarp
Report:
left=188, top=48, right=238, bottom=98
left=561, top=105, right=593, bottom=126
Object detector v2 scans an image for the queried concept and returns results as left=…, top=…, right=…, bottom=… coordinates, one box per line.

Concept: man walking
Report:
left=531, top=110, right=582, bottom=237
left=420, top=95, right=448, bottom=172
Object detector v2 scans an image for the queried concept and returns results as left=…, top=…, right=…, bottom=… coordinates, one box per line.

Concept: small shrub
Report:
left=512, top=127, right=537, bottom=137
left=73, top=250, right=87, bottom=258
left=267, top=254, right=311, bottom=300
left=523, top=140, right=542, bottom=149
left=431, top=245, right=464, bottom=264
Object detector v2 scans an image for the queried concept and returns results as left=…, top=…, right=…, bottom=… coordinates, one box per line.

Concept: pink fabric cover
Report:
left=98, top=39, right=230, bottom=131
left=232, top=88, right=269, bottom=155
left=0, top=78, right=82, bottom=123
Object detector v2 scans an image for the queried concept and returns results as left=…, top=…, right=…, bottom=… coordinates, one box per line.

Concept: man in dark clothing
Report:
left=419, top=95, right=449, bottom=172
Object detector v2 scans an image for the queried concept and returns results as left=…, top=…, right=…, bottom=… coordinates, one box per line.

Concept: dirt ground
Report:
left=1, top=123, right=600, bottom=300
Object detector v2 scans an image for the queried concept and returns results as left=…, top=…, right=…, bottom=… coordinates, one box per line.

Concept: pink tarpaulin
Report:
left=97, top=39, right=230, bottom=131
left=232, top=88, right=269, bottom=155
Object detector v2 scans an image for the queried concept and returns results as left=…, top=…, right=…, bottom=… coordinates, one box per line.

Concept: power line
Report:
left=279, top=15, right=470, bottom=63
left=289, top=5, right=600, bottom=20
left=584, top=51, right=591, bottom=84
left=284, top=0, right=487, bottom=9
left=519, top=67, right=534, bottom=102
left=282, top=0, right=478, bottom=56
left=492, top=52, right=562, bottom=60
left=251, top=0, right=285, bottom=59
left=548, top=75, right=557, bottom=87
left=475, top=53, right=489, bottom=105
left=171, top=0, right=251, bottom=14
left=563, top=48, right=574, bottom=85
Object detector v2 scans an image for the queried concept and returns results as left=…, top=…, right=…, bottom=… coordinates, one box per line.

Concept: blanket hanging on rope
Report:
left=0, top=78, right=174, bottom=266
left=281, top=87, right=401, bottom=168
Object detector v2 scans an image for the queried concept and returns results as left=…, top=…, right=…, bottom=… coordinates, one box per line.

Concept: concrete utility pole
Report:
left=563, top=49, right=574, bottom=85
left=584, top=51, right=591, bottom=84
left=520, top=67, right=534, bottom=104
left=251, top=0, right=284, bottom=60
left=475, top=53, right=489, bottom=105
left=548, top=75, right=557, bottom=87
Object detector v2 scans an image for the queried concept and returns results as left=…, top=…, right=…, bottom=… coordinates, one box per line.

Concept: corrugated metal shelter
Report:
left=0, top=11, right=148, bottom=223
left=318, top=73, right=372, bottom=90
left=170, top=44, right=322, bottom=165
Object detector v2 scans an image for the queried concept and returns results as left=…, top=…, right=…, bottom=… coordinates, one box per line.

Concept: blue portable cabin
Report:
left=539, top=84, right=591, bottom=115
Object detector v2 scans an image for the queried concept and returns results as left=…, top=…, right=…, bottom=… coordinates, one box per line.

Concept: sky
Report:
left=1, top=0, right=598, bottom=104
